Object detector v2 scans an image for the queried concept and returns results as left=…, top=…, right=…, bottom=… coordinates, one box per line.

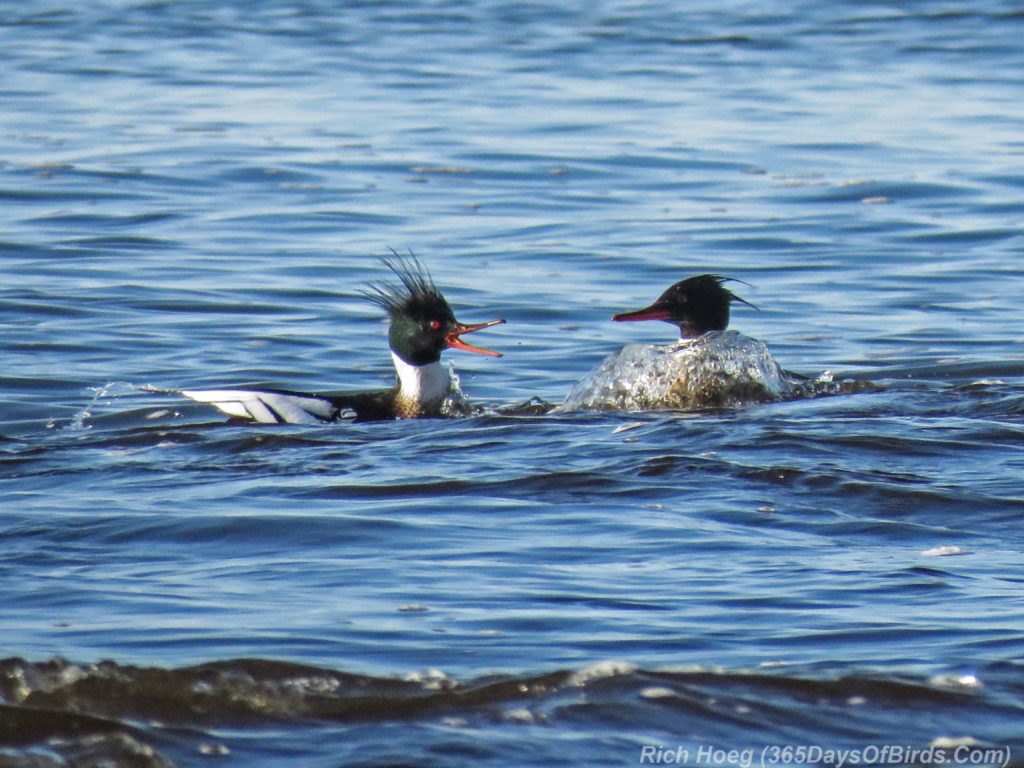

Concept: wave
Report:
left=1, top=657, right=1017, bottom=767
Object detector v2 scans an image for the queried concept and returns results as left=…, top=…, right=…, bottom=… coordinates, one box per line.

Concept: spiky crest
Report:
left=359, top=249, right=449, bottom=317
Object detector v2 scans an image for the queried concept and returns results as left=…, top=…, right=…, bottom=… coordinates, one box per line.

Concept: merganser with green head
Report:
left=181, top=254, right=505, bottom=423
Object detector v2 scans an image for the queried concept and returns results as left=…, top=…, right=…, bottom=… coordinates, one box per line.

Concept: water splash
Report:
left=557, top=331, right=822, bottom=413
left=440, top=360, right=477, bottom=417
left=65, top=382, right=151, bottom=430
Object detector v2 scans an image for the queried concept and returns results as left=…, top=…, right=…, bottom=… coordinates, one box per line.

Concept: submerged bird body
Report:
left=180, top=255, right=504, bottom=423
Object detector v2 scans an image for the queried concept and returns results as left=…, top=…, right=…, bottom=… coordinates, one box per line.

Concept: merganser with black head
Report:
left=559, top=273, right=803, bottom=413
left=181, top=254, right=505, bottom=423
left=612, top=274, right=757, bottom=338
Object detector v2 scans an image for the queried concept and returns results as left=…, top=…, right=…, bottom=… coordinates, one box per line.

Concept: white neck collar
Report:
left=391, top=352, right=452, bottom=406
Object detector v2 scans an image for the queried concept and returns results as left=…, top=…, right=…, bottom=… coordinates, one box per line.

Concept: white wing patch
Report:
left=180, top=389, right=340, bottom=424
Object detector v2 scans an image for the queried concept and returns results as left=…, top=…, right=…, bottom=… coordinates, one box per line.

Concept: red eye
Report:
left=429, top=319, right=441, bottom=330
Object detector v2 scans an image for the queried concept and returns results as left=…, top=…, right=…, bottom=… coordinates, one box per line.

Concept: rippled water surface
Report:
left=2, top=2, right=1024, bottom=766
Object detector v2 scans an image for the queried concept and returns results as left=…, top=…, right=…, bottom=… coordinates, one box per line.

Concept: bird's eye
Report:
left=429, top=319, right=441, bottom=330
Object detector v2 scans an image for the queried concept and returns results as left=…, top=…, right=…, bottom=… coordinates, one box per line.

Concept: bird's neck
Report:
left=391, top=352, right=453, bottom=417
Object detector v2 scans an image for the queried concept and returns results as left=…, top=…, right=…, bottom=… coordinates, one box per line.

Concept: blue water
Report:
left=3, top=2, right=1024, bottom=766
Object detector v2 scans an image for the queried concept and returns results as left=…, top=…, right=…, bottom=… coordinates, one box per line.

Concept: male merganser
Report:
left=180, top=254, right=505, bottom=423
left=612, top=274, right=757, bottom=338
left=558, top=273, right=804, bottom=412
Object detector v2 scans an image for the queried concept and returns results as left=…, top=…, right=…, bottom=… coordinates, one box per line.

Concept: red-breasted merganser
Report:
left=612, top=274, right=757, bottom=338
left=558, top=273, right=807, bottom=412
left=180, top=255, right=505, bottom=423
